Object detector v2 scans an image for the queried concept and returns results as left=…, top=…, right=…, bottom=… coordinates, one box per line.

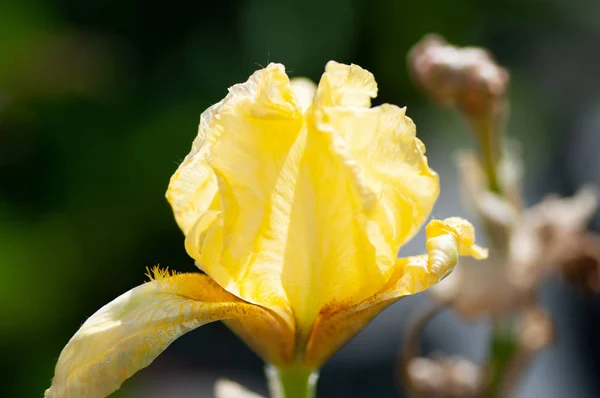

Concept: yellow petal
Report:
left=167, top=65, right=312, bottom=236
left=45, top=272, right=291, bottom=398
left=314, top=61, right=378, bottom=109
left=278, top=66, right=392, bottom=332
left=426, top=217, right=488, bottom=260
left=283, top=62, right=439, bottom=334
left=384, top=217, right=488, bottom=297
left=315, top=62, right=439, bottom=252
left=179, top=63, right=304, bottom=314
left=280, top=120, right=385, bottom=336
left=303, top=217, right=486, bottom=366
left=166, top=103, right=221, bottom=235
left=303, top=299, right=393, bottom=366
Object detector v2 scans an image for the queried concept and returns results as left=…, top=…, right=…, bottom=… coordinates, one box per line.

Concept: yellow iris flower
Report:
left=45, top=61, right=486, bottom=398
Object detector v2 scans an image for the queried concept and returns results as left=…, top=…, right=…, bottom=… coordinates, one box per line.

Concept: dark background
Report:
left=2, top=0, right=600, bottom=396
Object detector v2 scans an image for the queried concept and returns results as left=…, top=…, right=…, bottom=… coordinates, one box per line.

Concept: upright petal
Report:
left=45, top=272, right=292, bottom=398
left=314, top=61, right=378, bottom=109
left=282, top=62, right=439, bottom=335
left=167, top=102, right=222, bottom=235
left=180, top=63, right=305, bottom=313
left=281, top=120, right=384, bottom=337
left=303, top=218, right=486, bottom=366
left=315, top=62, right=439, bottom=254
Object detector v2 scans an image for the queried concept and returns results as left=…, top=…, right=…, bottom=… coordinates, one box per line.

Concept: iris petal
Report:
left=303, top=218, right=486, bottom=366
left=45, top=272, right=290, bottom=398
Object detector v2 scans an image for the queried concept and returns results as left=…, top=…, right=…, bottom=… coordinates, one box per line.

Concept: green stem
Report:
left=266, top=365, right=319, bottom=398
left=485, top=320, right=520, bottom=398
left=469, top=114, right=503, bottom=196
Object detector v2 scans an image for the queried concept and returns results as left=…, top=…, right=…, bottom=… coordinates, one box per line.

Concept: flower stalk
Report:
left=406, top=33, right=529, bottom=398
left=467, top=112, right=504, bottom=196
left=485, top=320, right=520, bottom=398
left=266, top=365, right=319, bottom=398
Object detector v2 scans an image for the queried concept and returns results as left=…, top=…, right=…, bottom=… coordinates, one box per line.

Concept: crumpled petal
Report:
left=390, top=217, right=487, bottom=296
left=167, top=103, right=222, bottom=235
left=282, top=62, right=440, bottom=334
left=509, top=186, right=599, bottom=290
left=302, top=217, right=486, bottom=366
left=281, top=62, right=404, bottom=333
left=175, top=63, right=304, bottom=316
left=434, top=187, right=598, bottom=319
left=316, top=62, right=439, bottom=251
left=45, top=272, right=290, bottom=398
left=314, top=61, right=377, bottom=109
left=309, top=62, right=439, bottom=302
left=279, top=112, right=383, bottom=336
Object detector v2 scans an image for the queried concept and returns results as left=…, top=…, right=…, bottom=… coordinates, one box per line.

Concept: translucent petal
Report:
left=380, top=217, right=487, bottom=297
left=282, top=62, right=439, bottom=334
left=316, top=64, right=439, bottom=252
left=280, top=122, right=385, bottom=335
left=45, top=273, right=291, bottom=398
left=180, top=63, right=304, bottom=312
left=303, top=217, right=486, bottom=366
left=166, top=103, right=221, bottom=235
left=303, top=298, right=393, bottom=366
left=314, top=61, right=378, bottom=109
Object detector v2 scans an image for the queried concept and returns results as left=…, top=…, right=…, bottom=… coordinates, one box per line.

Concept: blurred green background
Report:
left=2, top=0, right=600, bottom=397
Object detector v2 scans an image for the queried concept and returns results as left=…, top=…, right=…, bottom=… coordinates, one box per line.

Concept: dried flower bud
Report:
left=509, top=186, right=599, bottom=290
left=517, top=307, right=554, bottom=353
left=406, top=356, right=483, bottom=398
left=408, top=34, right=509, bottom=117
left=432, top=186, right=598, bottom=319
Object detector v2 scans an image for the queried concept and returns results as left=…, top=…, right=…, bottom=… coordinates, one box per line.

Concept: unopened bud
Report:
left=408, top=34, right=509, bottom=117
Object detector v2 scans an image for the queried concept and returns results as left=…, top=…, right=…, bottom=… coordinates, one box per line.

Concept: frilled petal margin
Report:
left=45, top=271, right=292, bottom=398
left=303, top=218, right=487, bottom=366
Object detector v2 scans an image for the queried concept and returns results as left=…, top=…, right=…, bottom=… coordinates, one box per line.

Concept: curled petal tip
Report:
left=469, top=245, right=489, bottom=260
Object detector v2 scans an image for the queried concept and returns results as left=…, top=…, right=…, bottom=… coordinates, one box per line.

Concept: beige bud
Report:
left=408, top=34, right=509, bottom=117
